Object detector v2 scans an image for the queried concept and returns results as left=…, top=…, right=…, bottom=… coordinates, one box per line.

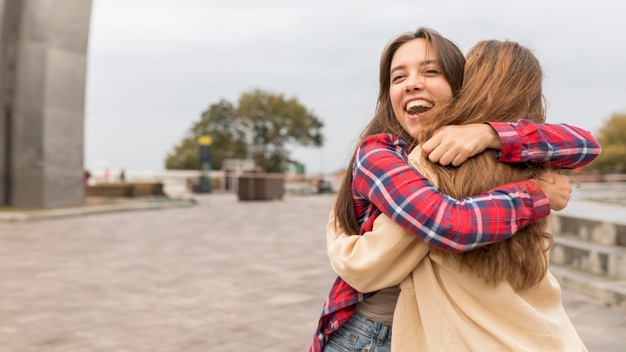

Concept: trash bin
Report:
left=237, top=173, right=285, bottom=200
left=317, top=179, right=332, bottom=194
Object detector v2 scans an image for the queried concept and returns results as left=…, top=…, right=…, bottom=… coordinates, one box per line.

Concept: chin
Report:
left=406, top=122, right=422, bottom=135
left=406, top=129, right=421, bottom=140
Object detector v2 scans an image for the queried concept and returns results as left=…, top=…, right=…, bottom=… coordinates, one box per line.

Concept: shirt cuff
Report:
left=486, top=122, right=523, bottom=162
left=519, top=179, right=551, bottom=222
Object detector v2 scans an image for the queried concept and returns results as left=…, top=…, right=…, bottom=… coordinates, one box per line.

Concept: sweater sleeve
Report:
left=327, top=211, right=427, bottom=292
left=487, top=119, right=601, bottom=169
left=353, top=134, right=550, bottom=252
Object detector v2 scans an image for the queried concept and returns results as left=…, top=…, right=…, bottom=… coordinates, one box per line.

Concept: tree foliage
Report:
left=586, top=112, right=626, bottom=173
left=165, top=89, right=324, bottom=172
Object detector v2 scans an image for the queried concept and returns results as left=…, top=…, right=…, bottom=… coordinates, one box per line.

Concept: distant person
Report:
left=84, top=169, right=91, bottom=185
left=119, top=169, right=126, bottom=183
left=103, top=168, right=110, bottom=183
left=327, top=39, right=592, bottom=351
left=310, top=27, right=600, bottom=352
left=225, top=169, right=233, bottom=191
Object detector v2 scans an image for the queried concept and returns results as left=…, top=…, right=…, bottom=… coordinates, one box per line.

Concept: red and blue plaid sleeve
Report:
left=488, top=119, right=601, bottom=169
left=352, top=134, right=550, bottom=252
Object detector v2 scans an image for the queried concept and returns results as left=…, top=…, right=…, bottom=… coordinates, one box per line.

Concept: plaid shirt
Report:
left=310, top=120, right=600, bottom=351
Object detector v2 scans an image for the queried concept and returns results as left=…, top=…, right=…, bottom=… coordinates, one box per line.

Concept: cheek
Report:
left=437, top=82, right=453, bottom=101
left=429, top=78, right=453, bottom=101
left=390, top=87, right=403, bottom=111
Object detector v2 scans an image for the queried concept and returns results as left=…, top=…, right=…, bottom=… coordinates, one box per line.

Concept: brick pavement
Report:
left=0, top=193, right=624, bottom=351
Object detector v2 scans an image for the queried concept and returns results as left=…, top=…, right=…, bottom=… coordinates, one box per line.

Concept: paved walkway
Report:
left=1, top=193, right=624, bottom=351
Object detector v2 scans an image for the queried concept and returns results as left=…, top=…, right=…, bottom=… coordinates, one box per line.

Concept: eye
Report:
left=391, top=74, right=406, bottom=83
left=423, top=69, right=440, bottom=77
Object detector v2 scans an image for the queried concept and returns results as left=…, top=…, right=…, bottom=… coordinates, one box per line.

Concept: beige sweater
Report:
left=327, top=148, right=586, bottom=352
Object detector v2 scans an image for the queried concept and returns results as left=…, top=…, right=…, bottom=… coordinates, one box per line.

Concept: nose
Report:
left=404, top=74, right=425, bottom=92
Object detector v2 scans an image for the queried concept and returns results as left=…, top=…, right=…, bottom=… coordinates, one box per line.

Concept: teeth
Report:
left=406, top=100, right=433, bottom=114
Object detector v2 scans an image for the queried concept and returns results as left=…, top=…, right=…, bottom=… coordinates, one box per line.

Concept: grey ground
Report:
left=1, top=193, right=624, bottom=351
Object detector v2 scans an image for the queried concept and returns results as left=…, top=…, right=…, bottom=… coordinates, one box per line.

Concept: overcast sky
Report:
left=85, top=0, right=626, bottom=175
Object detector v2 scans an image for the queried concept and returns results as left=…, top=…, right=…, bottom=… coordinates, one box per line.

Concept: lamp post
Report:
left=198, top=135, right=212, bottom=193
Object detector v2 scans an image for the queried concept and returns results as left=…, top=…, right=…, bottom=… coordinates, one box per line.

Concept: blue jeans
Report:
left=323, top=311, right=392, bottom=352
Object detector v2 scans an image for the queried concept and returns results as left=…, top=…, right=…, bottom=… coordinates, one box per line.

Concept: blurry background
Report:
left=85, top=0, right=626, bottom=177
left=2, top=2, right=626, bottom=351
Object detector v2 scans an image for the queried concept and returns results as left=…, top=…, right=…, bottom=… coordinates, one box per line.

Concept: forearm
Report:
left=488, top=119, right=601, bottom=168
left=327, top=212, right=427, bottom=292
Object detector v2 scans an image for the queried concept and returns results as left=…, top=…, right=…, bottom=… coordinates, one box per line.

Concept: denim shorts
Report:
left=323, top=311, right=392, bottom=352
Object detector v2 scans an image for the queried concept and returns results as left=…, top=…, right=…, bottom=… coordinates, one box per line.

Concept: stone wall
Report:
left=550, top=212, right=626, bottom=307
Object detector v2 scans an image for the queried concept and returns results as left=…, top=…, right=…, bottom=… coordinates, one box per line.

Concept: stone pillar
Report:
left=0, top=0, right=17, bottom=206
left=1, top=0, right=92, bottom=208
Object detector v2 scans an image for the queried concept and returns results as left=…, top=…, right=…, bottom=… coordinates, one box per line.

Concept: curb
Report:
left=0, top=198, right=196, bottom=222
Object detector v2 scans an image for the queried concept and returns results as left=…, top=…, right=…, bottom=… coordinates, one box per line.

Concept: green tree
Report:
left=586, top=113, right=626, bottom=173
left=165, top=100, right=247, bottom=170
left=165, top=89, right=324, bottom=172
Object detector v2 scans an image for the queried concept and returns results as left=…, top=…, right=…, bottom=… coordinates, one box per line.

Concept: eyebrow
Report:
left=390, top=60, right=439, bottom=74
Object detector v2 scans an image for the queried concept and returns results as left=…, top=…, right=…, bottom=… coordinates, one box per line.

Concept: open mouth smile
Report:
left=406, top=100, right=433, bottom=115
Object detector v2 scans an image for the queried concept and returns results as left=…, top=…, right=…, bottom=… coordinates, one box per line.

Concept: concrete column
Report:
left=1, top=0, right=92, bottom=208
left=1, top=0, right=24, bottom=207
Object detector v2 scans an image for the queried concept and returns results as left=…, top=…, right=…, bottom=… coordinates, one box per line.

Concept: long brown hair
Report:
left=418, top=40, right=551, bottom=290
left=334, top=27, right=465, bottom=236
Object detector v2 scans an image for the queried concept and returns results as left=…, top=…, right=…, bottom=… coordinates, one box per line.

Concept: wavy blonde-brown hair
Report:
left=418, top=40, right=553, bottom=290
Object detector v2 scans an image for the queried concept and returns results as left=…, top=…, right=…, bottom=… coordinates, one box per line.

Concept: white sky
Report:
left=85, top=0, right=626, bottom=174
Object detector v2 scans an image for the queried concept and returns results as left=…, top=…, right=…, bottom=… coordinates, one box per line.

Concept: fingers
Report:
left=429, top=150, right=471, bottom=166
left=553, top=173, right=568, bottom=211
left=451, top=154, right=469, bottom=167
left=427, top=145, right=448, bottom=165
left=422, top=133, right=450, bottom=164
left=541, top=171, right=572, bottom=211
left=422, top=131, right=469, bottom=166
left=421, top=133, right=441, bottom=158
left=554, top=193, right=570, bottom=211
left=552, top=195, right=568, bottom=211
left=422, top=125, right=489, bottom=166
left=424, top=143, right=473, bottom=166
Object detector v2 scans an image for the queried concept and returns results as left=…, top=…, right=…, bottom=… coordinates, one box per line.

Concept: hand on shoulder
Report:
left=421, top=124, right=501, bottom=166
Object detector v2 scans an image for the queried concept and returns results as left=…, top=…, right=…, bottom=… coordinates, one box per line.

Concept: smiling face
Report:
left=389, top=38, right=453, bottom=139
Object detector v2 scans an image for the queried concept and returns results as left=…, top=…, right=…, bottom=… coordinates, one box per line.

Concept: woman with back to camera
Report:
left=311, top=27, right=600, bottom=352
left=327, top=40, right=592, bottom=351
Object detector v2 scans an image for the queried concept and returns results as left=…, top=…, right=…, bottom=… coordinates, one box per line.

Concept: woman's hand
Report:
left=421, top=124, right=502, bottom=166
left=532, top=171, right=572, bottom=211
